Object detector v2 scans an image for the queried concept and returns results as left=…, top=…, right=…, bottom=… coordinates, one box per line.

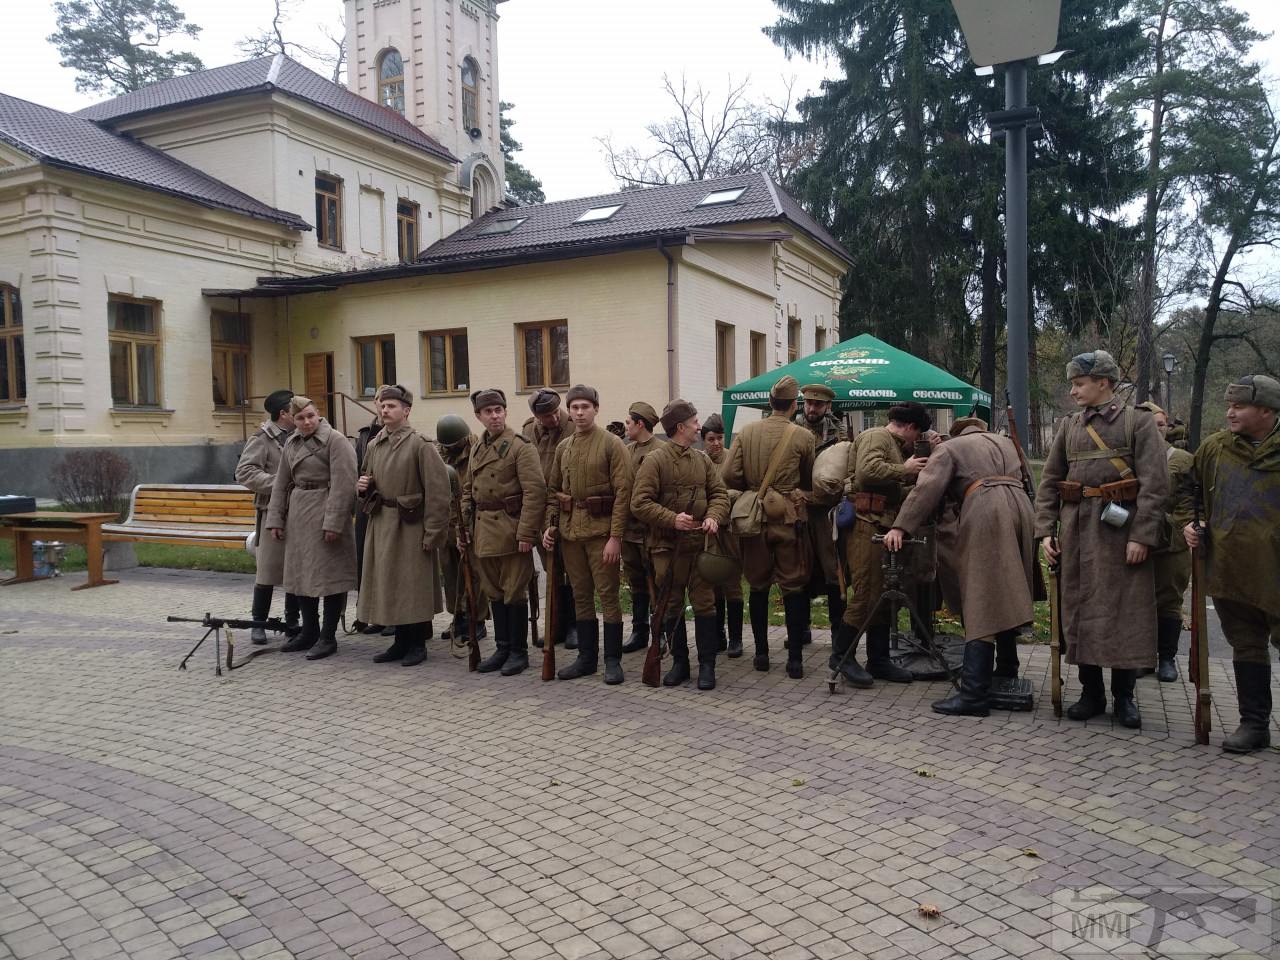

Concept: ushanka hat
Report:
left=1066, top=350, right=1120, bottom=383
left=470, top=387, right=507, bottom=411
left=1225, top=374, right=1280, bottom=411
left=659, top=399, right=698, bottom=434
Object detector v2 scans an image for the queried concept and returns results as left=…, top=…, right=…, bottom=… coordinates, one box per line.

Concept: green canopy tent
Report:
left=721, top=333, right=992, bottom=442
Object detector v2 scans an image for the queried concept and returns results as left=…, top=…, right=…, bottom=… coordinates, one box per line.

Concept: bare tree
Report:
left=239, top=0, right=344, bottom=83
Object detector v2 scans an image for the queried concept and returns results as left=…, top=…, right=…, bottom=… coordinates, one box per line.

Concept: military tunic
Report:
left=622, top=434, right=663, bottom=596
left=461, top=427, right=546, bottom=605
left=795, top=411, right=847, bottom=589
left=523, top=410, right=571, bottom=585
left=235, top=419, right=290, bottom=587
left=265, top=419, right=358, bottom=598
left=721, top=412, right=816, bottom=594
left=544, top=424, right=633, bottom=622
left=356, top=424, right=451, bottom=626
left=707, top=445, right=742, bottom=602
left=1153, top=443, right=1195, bottom=620
left=893, top=428, right=1035, bottom=642
left=1033, top=403, right=1168, bottom=669
left=631, top=441, right=730, bottom=618
left=440, top=434, right=477, bottom=617
left=842, top=427, right=914, bottom=629
left=1181, top=423, right=1280, bottom=663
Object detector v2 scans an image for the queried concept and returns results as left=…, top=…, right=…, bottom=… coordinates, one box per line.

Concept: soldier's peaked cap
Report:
left=800, top=383, right=835, bottom=403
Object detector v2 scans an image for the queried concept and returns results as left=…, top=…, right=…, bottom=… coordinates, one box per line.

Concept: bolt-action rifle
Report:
left=459, top=543, right=482, bottom=672
left=643, top=491, right=697, bottom=687
left=1006, top=390, right=1048, bottom=602
left=171, top=614, right=298, bottom=675
left=542, top=545, right=557, bottom=681
left=1190, top=482, right=1212, bottom=745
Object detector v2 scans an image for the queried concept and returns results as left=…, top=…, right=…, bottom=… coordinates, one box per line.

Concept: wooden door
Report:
left=304, top=353, right=334, bottom=421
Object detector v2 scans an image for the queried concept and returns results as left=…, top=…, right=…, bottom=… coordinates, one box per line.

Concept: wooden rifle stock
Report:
left=1190, top=485, right=1211, bottom=745
left=1046, top=554, right=1063, bottom=718
left=542, top=546, right=557, bottom=681
left=642, top=492, right=696, bottom=687
left=460, top=544, right=481, bottom=672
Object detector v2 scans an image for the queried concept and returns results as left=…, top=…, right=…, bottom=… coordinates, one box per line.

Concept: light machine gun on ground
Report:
left=171, top=614, right=299, bottom=676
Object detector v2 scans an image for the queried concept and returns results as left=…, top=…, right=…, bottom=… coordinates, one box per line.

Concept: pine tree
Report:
left=49, top=0, right=204, bottom=94
left=500, top=102, right=545, bottom=206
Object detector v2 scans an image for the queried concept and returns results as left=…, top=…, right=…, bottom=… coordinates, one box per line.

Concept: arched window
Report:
left=470, top=166, right=495, bottom=220
left=461, top=57, right=479, bottom=134
left=379, top=49, right=405, bottom=115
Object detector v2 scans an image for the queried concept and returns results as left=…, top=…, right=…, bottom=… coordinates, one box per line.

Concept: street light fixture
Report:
left=950, top=0, right=1062, bottom=452
left=1162, top=352, right=1177, bottom=413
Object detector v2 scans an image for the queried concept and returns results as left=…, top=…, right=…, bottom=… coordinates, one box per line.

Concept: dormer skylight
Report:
left=574, top=203, right=624, bottom=223
left=475, top=217, right=526, bottom=235
left=696, top=186, right=747, bottom=207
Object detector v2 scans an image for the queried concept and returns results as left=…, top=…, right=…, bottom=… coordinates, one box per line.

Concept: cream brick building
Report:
left=0, top=0, right=848, bottom=495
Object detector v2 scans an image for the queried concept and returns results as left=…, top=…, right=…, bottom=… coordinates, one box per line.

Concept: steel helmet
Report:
left=696, top=549, right=741, bottom=586
left=436, top=414, right=470, bottom=447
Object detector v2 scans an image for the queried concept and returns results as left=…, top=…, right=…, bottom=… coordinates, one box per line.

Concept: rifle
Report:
left=1006, top=390, right=1048, bottom=602
left=529, top=573, right=541, bottom=652
left=542, top=546, right=557, bottom=681
left=643, top=491, right=697, bottom=687
left=1045, top=550, right=1063, bottom=718
left=1190, top=483, right=1212, bottom=745
left=171, top=613, right=298, bottom=675
left=459, top=541, right=482, bottom=672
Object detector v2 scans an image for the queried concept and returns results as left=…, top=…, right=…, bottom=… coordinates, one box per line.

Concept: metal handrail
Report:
left=228, top=391, right=379, bottom=442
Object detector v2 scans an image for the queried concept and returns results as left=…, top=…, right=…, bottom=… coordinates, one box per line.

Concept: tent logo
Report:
left=812, top=358, right=890, bottom=367
left=914, top=390, right=964, bottom=401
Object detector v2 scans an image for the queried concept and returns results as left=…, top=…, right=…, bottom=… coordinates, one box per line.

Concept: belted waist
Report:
left=962, top=475, right=1021, bottom=498
left=476, top=494, right=523, bottom=516
left=295, top=481, right=329, bottom=491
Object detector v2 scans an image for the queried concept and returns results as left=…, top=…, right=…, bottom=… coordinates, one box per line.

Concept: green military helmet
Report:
left=696, top=549, right=741, bottom=586
left=436, top=414, right=470, bottom=447
left=444, top=463, right=460, bottom=498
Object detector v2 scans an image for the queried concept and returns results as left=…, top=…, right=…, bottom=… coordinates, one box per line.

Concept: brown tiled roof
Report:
left=0, top=92, right=309, bottom=230
left=419, top=171, right=852, bottom=266
left=76, top=55, right=457, bottom=164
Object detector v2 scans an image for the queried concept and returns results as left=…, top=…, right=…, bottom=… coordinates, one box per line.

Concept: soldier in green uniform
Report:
left=620, top=401, right=663, bottom=655
left=1183, top=375, right=1280, bottom=753
left=460, top=389, right=546, bottom=677
left=437, top=414, right=487, bottom=644
left=834, top=404, right=930, bottom=687
left=701, top=413, right=743, bottom=657
left=721, top=375, right=816, bottom=678
left=1136, top=401, right=1194, bottom=681
left=523, top=389, right=577, bottom=650
left=542, top=384, right=634, bottom=682
left=631, top=400, right=731, bottom=689
left=1035, top=351, right=1168, bottom=729
left=796, top=383, right=849, bottom=645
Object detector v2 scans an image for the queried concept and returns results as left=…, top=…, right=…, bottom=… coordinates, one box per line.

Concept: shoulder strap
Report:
left=1083, top=420, right=1135, bottom=480
left=759, top=424, right=799, bottom=492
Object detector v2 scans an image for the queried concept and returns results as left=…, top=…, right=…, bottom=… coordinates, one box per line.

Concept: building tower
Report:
left=344, top=0, right=507, bottom=218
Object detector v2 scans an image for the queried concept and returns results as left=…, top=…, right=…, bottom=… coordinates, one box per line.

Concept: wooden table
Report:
left=0, top=512, right=121, bottom=590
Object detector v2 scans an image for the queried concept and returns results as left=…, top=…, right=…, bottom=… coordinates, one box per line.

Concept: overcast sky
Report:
left=3, top=0, right=1280, bottom=204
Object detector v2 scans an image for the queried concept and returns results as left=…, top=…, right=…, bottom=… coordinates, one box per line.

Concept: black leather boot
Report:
left=1066, top=664, right=1107, bottom=720
left=1224, top=660, right=1273, bottom=753
left=373, top=626, right=408, bottom=663
left=284, top=592, right=300, bottom=631
left=695, top=615, right=718, bottom=690
left=501, top=602, right=529, bottom=676
left=715, top=595, right=728, bottom=653
left=749, top=590, right=771, bottom=671
left=478, top=602, right=510, bottom=673
left=993, top=629, right=1020, bottom=679
left=932, top=641, right=994, bottom=716
left=1156, top=616, right=1181, bottom=682
left=283, top=597, right=319, bottom=652
left=306, top=594, right=344, bottom=660
left=726, top=600, right=744, bottom=658
left=557, top=620, right=598, bottom=679
left=400, top=622, right=428, bottom=667
left=866, top=624, right=912, bottom=682
left=622, top=592, right=649, bottom=653
left=663, top=617, right=690, bottom=686
left=602, top=621, right=625, bottom=684
left=827, top=587, right=846, bottom=640
left=783, top=593, right=808, bottom=679
left=830, top=622, right=873, bottom=688
left=1111, top=668, right=1140, bottom=728
left=561, top=585, right=579, bottom=650
left=250, top=584, right=273, bottom=644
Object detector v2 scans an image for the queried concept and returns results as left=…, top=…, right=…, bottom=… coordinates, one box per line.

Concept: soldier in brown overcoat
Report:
left=721, top=375, right=816, bottom=678
left=620, top=401, right=663, bottom=656
left=460, top=388, right=546, bottom=677
left=631, top=400, right=730, bottom=689
left=1035, top=351, right=1168, bottom=729
left=885, top=417, right=1036, bottom=715
left=356, top=384, right=452, bottom=667
left=234, top=388, right=297, bottom=643
left=437, top=414, right=487, bottom=645
left=542, top=384, right=633, bottom=681
left=701, top=414, right=743, bottom=657
left=266, top=396, right=358, bottom=661
left=523, top=389, right=577, bottom=650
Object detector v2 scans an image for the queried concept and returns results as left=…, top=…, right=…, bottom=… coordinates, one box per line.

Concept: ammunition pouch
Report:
left=583, top=495, right=615, bottom=518
left=1097, top=479, right=1139, bottom=502
left=395, top=494, right=424, bottom=525
left=478, top=494, right=523, bottom=517
left=556, top=492, right=573, bottom=514
left=1056, top=481, right=1083, bottom=504
left=851, top=491, right=888, bottom=515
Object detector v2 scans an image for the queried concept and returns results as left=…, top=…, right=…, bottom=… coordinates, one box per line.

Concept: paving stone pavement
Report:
left=1, top=568, right=1279, bottom=960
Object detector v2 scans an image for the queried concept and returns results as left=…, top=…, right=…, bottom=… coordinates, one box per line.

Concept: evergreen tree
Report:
left=49, top=0, right=204, bottom=94
left=500, top=102, right=545, bottom=206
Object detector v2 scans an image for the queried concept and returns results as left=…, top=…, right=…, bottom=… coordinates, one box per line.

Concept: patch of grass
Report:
left=0, top=537, right=254, bottom=575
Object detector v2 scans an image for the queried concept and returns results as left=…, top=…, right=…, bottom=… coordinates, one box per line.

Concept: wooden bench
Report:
left=102, top=484, right=257, bottom=549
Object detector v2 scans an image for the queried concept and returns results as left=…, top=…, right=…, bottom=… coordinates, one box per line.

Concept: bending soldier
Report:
left=523, top=389, right=577, bottom=650
left=234, top=388, right=298, bottom=643
left=266, top=396, right=358, bottom=661
left=542, top=384, right=634, bottom=682
left=437, top=414, right=487, bottom=644
left=796, top=384, right=849, bottom=644
left=1182, top=375, right=1280, bottom=753
left=1035, top=351, right=1168, bottom=729
left=356, top=384, right=452, bottom=667
left=620, top=401, right=663, bottom=655
left=702, top=414, right=743, bottom=657
left=883, top=416, right=1036, bottom=715
left=721, top=375, right=816, bottom=679
left=631, top=400, right=730, bottom=689
left=460, top=389, right=546, bottom=677
left=835, top=403, right=929, bottom=686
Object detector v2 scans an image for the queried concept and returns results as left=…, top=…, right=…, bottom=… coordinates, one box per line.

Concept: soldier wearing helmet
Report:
left=436, top=413, right=486, bottom=645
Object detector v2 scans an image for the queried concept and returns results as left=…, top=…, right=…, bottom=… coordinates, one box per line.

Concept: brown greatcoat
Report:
left=356, top=423, right=451, bottom=626
left=265, top=419, right=358, bottom=598
left=543, top=424, right=632, bottom=542
left=893, top=428, right=1035, bottom=641
left=1034, top=403, right=1169, bottom=668
left=235, top=419, right=290, bottom=587
left=461, top=427, right=546, bottom=555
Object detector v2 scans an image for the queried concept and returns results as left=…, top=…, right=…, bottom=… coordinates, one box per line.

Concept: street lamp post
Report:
left=1162, top=352, right=1176, bottom=414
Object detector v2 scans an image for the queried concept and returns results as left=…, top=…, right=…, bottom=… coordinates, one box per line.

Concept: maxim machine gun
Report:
left=170, top=614, right=298, bottom=676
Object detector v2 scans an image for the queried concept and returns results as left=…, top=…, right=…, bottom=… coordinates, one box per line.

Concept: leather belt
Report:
left=296, top=481, right=329, bottom=490
left=963, top=475, right=1021, bottom=498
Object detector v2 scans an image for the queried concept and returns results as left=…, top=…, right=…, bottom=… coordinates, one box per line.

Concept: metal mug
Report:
left=1099, top=501, right=1131, bottom=529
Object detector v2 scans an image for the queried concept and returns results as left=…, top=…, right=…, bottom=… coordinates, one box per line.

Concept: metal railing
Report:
left=228, top=391, right=379, bottom=442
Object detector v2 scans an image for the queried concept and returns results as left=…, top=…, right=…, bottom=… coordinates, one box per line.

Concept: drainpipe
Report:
left=657, top=238, right=677, bottom=402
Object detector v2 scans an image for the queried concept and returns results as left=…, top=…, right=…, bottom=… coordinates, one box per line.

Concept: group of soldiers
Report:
left=234, top=355, right=1280, bottom=754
